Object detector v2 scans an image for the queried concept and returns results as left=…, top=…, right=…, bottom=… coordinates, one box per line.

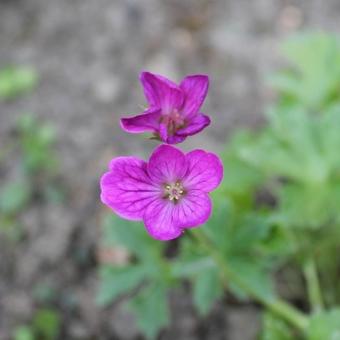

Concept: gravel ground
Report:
left=1, top=0, right=340, bottom=339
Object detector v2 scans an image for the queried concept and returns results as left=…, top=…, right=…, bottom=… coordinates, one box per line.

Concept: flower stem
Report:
left=303, top=257, right=324, bottom=313
left=191, top=229, right=309, bottom=332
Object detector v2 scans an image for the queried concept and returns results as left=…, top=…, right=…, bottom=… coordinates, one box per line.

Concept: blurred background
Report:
left=1, top=0, right=340, bottom=339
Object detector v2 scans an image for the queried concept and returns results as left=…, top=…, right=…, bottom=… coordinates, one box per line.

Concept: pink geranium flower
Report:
left=100, top=145, right=223, bottom=240
left=120, top=72, right=211, bottom=144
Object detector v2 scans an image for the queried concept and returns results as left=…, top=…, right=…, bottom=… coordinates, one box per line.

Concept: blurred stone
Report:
left=144, top=52, right=179, bottom=81
left=170, top=28, right=196, bottom=56
left=93, top=77, right=119, bottom=103
left=69, top=321, right=89, bottom=339
left=96, top=245, right=130, bottom=266
left=2, top=291, right=33, bottom=319
left=162, top=290, right=197, bottom=340
left=33, top=203, right=75, bottom=263
left=21, top=206, right=41, bottom=237
left=227, top=306, right=261, bottom=340
left=278, top=5, right=303, bottom=33
left=15, top=253, right=41, bottom=285
left=110, top=302, right=140, bottom=339
left=16, top=203, right=75, bottom=284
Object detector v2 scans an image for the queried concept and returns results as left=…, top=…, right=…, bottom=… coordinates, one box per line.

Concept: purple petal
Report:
left=176, top=113, right=210, bottom=137
left=100, top=157, right=159, bottom=220
left=159, top=123, right=168, bottom=143
left=143, top=190, right=211, bottom=240
left=120, top=108, right=161, bottom=133
left=147, top=144, right=188, bottom=184
left=182, top=150, right=223, bottom=192
left=166, top=134, right=186, bottom=144
left=180, top=75, right=209, bottom=119
left=172, top=190, right=212, bottom=229
left=140, top=72, right=184, bottom=114
left=143, top=199, right=182, bottom=240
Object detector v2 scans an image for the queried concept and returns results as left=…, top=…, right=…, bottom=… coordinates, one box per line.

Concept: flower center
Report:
left=161, top=109, right=185, bottom=136
left=164, top=181, right=185, bottom=202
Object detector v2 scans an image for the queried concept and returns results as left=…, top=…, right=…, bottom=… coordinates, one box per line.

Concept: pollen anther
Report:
left=164, top=181, right=185, bottom=202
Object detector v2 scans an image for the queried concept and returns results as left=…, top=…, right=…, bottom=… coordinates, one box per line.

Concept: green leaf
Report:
left=13, top=326, right=34, bottom=340
left=219, top=130, right=264, bottom=205
left=199, top=197, right=277, bottom=302
left=0, top=66, right=38, bottom=100
left=0, top=180, right=31, bottom=214
left=237, top=106, right=340, bottom=230
left=228, top=213, right=271, bottom=254
left=272, top=33, right=340, bottom=110
left=202, top=199, right=232, bottom=253
left=171, top=256, right=215, bottom=278
left=193, top=267, right=223, bottom=315
left=308, top=309, right=340, bottom=340
left=0, top=215, right=23, bottom=241
left=128, top=283, right=170, bottom=340
left=268, top=72, right=300, bottom=98
left=17, top=114, right=36, bottom=131
left=317, top=106, right=340, bottom=169
left=229, top=258, right=275, bottom=301
left=261, top=312, right=297, bottom=340
left=102, top=214, right=163, bottom=260
left=33, top=309, right=60, bottom=340
left=240, top=108, right=325, bottom=184
left=274, top=181, right=340, bottom=229
left=96, top=265, right=146, bottom=306
left=16, top=114, right=57, bottom=174
left=204, top=198, right=272, bottom=257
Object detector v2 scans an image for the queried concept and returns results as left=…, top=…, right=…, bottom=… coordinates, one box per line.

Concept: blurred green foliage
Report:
left=307, top=309, right=340, bottom=340
left=13, top=309, right=61, bottom=340
left=0, top=72, right=63, bottom=337
left=0, top=66, right=38, bottom=101
left=269, top=32, right=340, bottom=111
left=261, top=313, right=297, bottom=340
left=0, top=114, right=60, bottom=240
left=98, top=32, right=340, bottom=339
left=16, top=115, right=58, bottom=174
left=97, top=215, right=171, bottom=339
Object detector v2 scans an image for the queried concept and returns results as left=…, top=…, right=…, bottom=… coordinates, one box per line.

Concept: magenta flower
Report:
left=100, top=145, right=223, bottom=240
left=120, top=72, right=211, bottom=144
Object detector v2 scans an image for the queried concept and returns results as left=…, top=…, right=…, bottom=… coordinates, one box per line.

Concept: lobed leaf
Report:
left=307, top=309, right=340, bottom=340
left=192, top=267, right=223, bottom=316
left=260, top=312, right=297, bottom=340
left=96, top=265, right=146, bottom=307
left=127, top=283, right=170, bottom=340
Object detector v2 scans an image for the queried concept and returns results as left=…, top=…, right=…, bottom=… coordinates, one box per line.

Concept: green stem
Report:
left=303, top=257, right=324, bottom=313
left=191, top=229, right=309, bottom=332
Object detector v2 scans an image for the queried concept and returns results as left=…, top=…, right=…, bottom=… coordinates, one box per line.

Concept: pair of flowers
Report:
left=100, top=72, right=223, bottom=240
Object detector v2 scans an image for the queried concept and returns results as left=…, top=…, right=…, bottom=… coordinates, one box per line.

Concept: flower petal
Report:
left=166, top=134, right=186, bottom=144
left=180, top=75, right=209, bottom=119
left=159, top=123, right=168, bottom=142
left=143, top=199, right=182, bottom=240
left=100, top=157, right=159, bottom=220
left=173, top=190, right=212, bottom=229
left=140, top=72, right=184, bottom=114
left=183, top=150, right=223, bottom=192
left=147, top=144, right=188, bottom=183
left=176, top=113, right=210, bottom=137
left=143, top=190, right=212, bottom=240
left=120, top=108, right=161, bottom=133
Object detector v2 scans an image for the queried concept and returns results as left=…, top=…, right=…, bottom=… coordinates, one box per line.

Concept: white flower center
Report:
left=164, top=182, right=185, bottom=202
